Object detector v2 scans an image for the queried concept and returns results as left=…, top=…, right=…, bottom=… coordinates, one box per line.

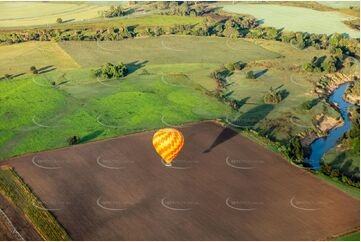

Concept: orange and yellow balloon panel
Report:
left=152, top=128, right=184, bottom=166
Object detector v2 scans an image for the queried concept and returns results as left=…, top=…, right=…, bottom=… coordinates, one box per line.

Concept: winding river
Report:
left=308, top=82, right=353, bottom=169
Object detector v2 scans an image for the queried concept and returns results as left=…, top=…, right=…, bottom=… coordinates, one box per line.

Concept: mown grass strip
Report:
left=0, top=167, right=70, bottom=240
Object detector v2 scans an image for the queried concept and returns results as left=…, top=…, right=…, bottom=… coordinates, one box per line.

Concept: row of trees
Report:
left=1, top=16, right=358, bottom=58
left=303, top=55, right=343, bottom=73
left=321, top=163, right=359, bottom=187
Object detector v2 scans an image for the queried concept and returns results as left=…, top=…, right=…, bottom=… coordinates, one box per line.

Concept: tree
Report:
left=67, top=136, right=80, bottom=145
left=263, top=87, right=282, bottom=104
left=103, top=5, right=125, bottom=18
left=94, top=63, right=128, bottom=79
left=246, top=71, right=255, bottom=79
left=224, top=62, right=235, bottom=71
left=56, top=18, right=63, bottom=24
left=286, top=136, right=304, bottom=162
left=30, top=66, right=38, bottom=74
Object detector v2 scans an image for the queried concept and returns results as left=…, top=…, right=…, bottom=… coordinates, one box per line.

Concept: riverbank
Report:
left=308, top=82, right=354, bottom=169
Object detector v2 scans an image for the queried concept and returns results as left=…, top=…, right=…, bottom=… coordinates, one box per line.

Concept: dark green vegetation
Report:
left=321, top=106, right=360, bottom=188
left=102, top=5, right=126, bottom=18
left=94, top=63, right=128, bottom=79
left=0, top=168, right=70, bottom=240
left=303, top=55, right=342, bottom=73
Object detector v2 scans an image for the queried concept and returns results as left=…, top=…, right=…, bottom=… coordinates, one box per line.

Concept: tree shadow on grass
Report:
left=330, top=152, right=358, bottom=178
left=127, top=60, right=148, bottom=74
left=62, top=18, right=75, bottom=24
left=38, top=65, right=56, bottom=74
left=79, top=130, right=104, bottom=143
left=0, top=72, right=25, bottom=80
left=254, top=69, right=268, bottom=78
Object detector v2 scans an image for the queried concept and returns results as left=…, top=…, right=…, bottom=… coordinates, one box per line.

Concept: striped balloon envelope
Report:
left=152, top=128, right=184, bottom=166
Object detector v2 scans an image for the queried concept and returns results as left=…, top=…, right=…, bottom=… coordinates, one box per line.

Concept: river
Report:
left=308, top=82, right=353, bottom=169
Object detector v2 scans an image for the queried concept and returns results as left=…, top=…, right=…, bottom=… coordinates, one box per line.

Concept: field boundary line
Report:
left=0, top=208, right=24, bottom=241
left=55, top=42, right=81, bottom=68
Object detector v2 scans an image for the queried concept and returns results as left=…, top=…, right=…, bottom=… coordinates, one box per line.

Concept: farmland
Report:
left=4, top=122, right=359, bottom=240
left=0, top=1, right=112, bottom=28
left=0, top=36, right=282, bottom=160
left=0, top=1, right=359, bottom=241
left=221, top=3, right=360, bottom=38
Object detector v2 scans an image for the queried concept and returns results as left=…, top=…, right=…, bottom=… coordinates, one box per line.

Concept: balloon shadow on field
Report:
left=203, top=104, right=274, bottom=153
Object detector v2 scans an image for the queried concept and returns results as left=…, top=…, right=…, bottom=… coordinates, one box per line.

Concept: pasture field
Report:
left=323, top=146, right=359, bottom=179
left=0, top=1, right=112, bottom=28
left=49, top=14, right=204, bottom=31
left=59, top=36, right=280, bottom=67
left=0, top=36, right=349, bottom=162
left=318, top=1, right=360, bottom=10
left=0, top=71, right=231, bottom=160
left=0, top=167, right=70, bottom=240
left=221, top=3, right=360, bottom=38
left=219, top=38, right=342, bottom=141
left=0, top=41, right=80, bottom=75
left=0, top=36, right=280, bottom=160
left=334, top=231, right=360, bottom=241
left=4, top=122, right=359, bottom=240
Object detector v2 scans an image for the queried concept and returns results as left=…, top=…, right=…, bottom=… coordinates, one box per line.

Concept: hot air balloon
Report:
left=152, top=128, right=184, bottom=166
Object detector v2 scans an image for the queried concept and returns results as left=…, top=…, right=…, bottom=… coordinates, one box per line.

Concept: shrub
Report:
left=67, top=136, right=80, bottom=145
left=224, top=62, right=235, bottom=71
left=286, top=136, right=304, bottom=163
left=263, top=87, right=282, bottom=104
left=4, top=74, right=12, bottom=80
left=56, top=18, right=63, bottom=24
left=94, top=63, right=128, bottom=79
left=246, top=70, right=255, bottom=79
left=30, top=66, right=38, bottom=74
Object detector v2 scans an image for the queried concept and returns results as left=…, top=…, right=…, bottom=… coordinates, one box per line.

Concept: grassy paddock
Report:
left=333, top=231, right=360, bottom=241
left=59, top=36, right=280, bottom=67
left=0, top=167, right=70, bottom=240
left=0, top=1, right=110, bottom=28
left=221, top=3, right=359, bottom=38
left=0, top=41, right=80, bottom=75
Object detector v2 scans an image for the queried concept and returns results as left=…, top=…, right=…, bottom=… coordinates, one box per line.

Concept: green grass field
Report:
left=0, top=167, right=70, bottom=240
left=334, top=231, right=360, bottom=241
left=59, top=36, right=280, bottom=68
left=0, top=35, right=352, bottom=163
left=0, top=61, right=233, bottom=160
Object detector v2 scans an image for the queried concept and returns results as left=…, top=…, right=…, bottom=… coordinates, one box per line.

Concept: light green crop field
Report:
left=59, top=36, right=280, bottom=68
left=221, top=3, right=360, bottom=38
left=0, top=1, right=112, bottom=28
left=318, top=1, right=360, bottom=9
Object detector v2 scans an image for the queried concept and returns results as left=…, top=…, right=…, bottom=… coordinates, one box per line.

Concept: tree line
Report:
left=0, top=14, right=359, bottom=59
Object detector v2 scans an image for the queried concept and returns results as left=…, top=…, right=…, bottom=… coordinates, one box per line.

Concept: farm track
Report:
left=3, top=121, right=359, bottom=240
